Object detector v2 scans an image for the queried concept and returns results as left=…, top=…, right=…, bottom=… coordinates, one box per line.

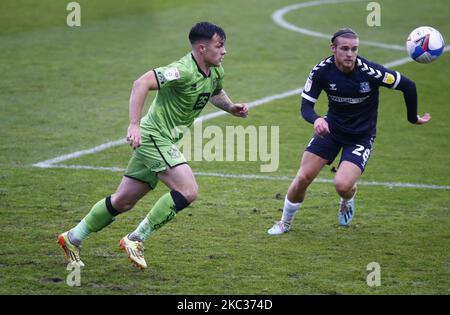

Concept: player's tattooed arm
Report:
left=210, top=89, right=233, bottom=111
left=210, top=89, right=248, bottom=118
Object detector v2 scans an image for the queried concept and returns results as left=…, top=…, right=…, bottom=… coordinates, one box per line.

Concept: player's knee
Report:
left=111, top=194, right=136, bottom=212
left=170, top=190, right=194, bottom=212
left=182, top=185, right=198, bottom=204
left=334, top=178, right=353, bottom=195
left=296, top=172, right=315, bottom=187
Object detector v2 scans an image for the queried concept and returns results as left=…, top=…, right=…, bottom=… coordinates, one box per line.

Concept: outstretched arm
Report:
left=210, top=89, right=248, bottom=118
left=394, top=74, right=431, bottom=125
left=127, top=70, right=159, bottom=149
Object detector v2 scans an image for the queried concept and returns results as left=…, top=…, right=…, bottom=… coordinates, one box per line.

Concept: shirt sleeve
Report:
left=359, top=58, right=401, bottom=89
left=394, top=74, right=418, bottom=124
left=300, top=69, right=323, bottom=124
left=301, top=70, right=322, bottom=104
left=153, top=62, right=189, bottom=90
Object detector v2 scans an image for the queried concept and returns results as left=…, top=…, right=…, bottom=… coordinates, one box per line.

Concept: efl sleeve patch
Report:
left=382, top=72, right=395, bottom=85
left=163, top=67, right=180, bottom=81
left=304, top=78, right=312, bottom=92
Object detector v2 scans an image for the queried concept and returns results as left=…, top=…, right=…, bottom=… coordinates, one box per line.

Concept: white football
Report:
left=406, top=26, right=445, bottom=63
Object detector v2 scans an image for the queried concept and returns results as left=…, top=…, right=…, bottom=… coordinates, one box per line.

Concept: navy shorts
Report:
left=305, top=132, right=375, bottom=173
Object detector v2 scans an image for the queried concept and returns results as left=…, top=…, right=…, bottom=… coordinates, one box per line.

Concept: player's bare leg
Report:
left=157, top=164, right=198, bottom=203
left=122, top=164, right=197, bottom=269
left=268, top=152, right=328, bottom=235
left=334, top=161, right=361, bottom=226
left=111, top=176, right=152, bottom=212
left=59, top=176, right=150, bottom=267
left=109, top=177, right=151, bottom=269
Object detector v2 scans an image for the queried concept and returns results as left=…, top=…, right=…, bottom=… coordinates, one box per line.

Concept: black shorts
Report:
left=305, top=132, right=375, bottom=173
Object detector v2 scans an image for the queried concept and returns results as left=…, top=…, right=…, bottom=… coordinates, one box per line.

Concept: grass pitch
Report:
left=0, top=0, right=449, bottom=295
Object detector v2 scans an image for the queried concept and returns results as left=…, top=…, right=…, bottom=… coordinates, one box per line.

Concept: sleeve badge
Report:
left=382, top=72, right=395, bottom=85
left=163, top=67, right=180, bottom=81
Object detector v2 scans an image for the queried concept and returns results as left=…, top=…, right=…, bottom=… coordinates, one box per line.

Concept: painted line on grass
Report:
left=272, top=0, right=450, bottom=53
left=32, top=1, right=450, bottom=192
left=33, top=88, right=303, bottom=168
left=194, top=172, right=450, bottom=190
left=35, top=164, right=450, bottom=190
left=33, top=53, right=417, bottom=169
left=33, top=0, right=450, bottom=169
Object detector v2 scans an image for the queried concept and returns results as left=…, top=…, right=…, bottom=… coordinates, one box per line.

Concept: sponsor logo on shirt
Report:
left=329, top=83, right=337, bottom=91
left=329, top=95, right=370, bottom=104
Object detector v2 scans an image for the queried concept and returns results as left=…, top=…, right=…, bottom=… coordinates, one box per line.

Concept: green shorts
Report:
left=124, top=133, right=187, bottom=189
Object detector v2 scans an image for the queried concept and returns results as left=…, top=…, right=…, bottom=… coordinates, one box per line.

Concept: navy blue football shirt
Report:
left=300, top=55, right=415, bottom=138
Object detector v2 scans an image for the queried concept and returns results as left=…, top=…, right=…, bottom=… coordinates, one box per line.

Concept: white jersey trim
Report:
left=392, top=71, right=401, bottom=89
left=302, top=92, right=318, bottom=103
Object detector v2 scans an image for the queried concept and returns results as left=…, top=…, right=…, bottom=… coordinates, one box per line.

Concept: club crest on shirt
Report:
left=329, top=83, right=337, bottom=91
left=360, top=82, right=371, bottom=93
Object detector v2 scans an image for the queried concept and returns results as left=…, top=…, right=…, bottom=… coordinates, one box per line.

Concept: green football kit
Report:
left=125, top=53, right=224, bottom=188
left=62, top=50, right=228, bottom=269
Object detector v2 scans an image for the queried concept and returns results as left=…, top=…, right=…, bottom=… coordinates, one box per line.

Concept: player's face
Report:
left=204, top=33, right=226, bottom=67
left=332, top=37, right=359, bottom=72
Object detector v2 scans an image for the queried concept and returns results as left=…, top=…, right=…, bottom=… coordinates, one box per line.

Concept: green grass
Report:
left=0, top=0, right=449, bottom=294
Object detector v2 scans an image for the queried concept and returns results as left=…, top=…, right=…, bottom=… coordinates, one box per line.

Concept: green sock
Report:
left=130, top=192, right=177, bottom=241
left=71, top=197, right=117, bottom=244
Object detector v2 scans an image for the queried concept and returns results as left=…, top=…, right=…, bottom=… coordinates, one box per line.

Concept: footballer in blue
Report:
left=268, top=28, right=431, bottom=235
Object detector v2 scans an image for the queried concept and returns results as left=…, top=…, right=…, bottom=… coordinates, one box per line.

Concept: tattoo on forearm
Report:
left=210, top=90, right=233, bottom=111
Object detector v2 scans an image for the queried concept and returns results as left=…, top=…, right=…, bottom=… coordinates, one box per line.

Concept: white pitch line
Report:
left=33, top=138, right=127, bottom=168
left=37, top=164, right=450, bottom=190
left=272, top=0, right=450, bottom=53
left=34, top=163, right=126, bottom=172
left=32, top=1, right=450, bottom=192
left=32, top=52, right=419, bottom=169
left=33, top=88, right=303, bottom=168
left=272, top=0, right=404, bottom=51
left=194, top=172, right=450, bottom=190
left=195, top=88, right=303, bottom=123
left=34, top=0, right=450, bottom=169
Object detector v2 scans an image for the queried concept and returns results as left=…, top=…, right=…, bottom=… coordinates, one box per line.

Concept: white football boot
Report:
left=267, top=221, right=291, bottom=235
left=338, top=186, right=357, bottom=226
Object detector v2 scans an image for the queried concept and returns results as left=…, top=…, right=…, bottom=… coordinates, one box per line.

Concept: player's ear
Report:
left=198, top=42, right=207, bottom=54
left=193, top=41, right=205, bottom=54
left=330, top=43, right=336, bottom=54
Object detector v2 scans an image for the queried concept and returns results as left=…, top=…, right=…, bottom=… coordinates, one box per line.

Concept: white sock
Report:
left=281, top=197, right=301, bottom=224
left=69, top=219, right=90, bottom=246
left=129, top=217, right=154, bottom=242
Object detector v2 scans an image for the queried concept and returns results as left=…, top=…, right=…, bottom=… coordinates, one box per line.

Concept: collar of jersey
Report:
left=191, top=53, right=211, bottom=78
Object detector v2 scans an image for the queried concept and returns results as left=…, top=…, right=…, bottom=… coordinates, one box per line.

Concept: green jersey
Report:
left=140, top=53, right=224, bottom=143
